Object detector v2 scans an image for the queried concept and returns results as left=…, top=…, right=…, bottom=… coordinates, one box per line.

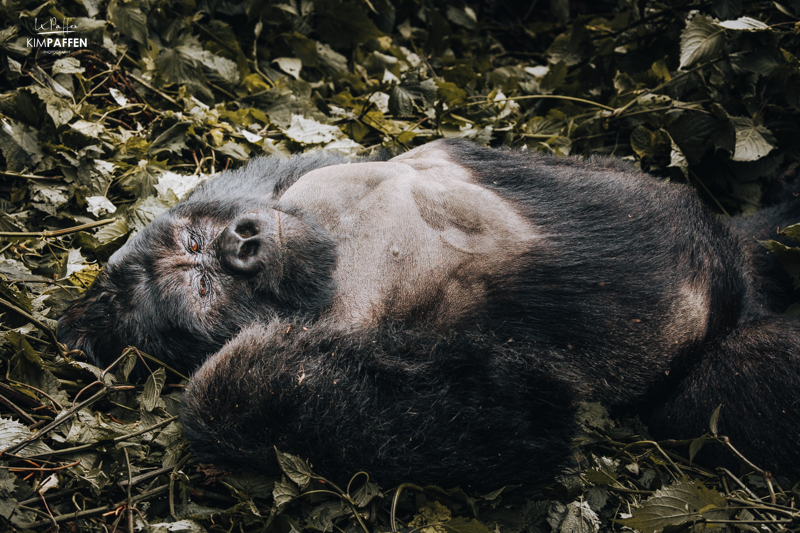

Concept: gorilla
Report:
left=58, top=139, right=800, bottom=489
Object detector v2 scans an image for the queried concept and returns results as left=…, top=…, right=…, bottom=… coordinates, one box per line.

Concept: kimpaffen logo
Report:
left=27, top=18, right=87, bottom=54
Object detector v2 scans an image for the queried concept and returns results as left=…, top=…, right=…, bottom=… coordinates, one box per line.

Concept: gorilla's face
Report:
left=58, top=199, right=336, bottom=372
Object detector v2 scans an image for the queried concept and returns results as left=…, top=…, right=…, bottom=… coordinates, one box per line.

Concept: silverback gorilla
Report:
left=58, top=139, right=800, bottom=488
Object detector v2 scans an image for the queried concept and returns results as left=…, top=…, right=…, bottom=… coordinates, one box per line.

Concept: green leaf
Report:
left=107, top=0, right=148, bottom=43
left=123, top=194, right=172, bottom=233
left=283, top=116, right=342, bottom=145
left=352, top=480, right=382, bottom=507
left=731, top=117, right=775, bottom=162
left=732, top=49, right=781, bottom=76
left=26, top=86, right=74, bottom=127
left=668, top=140, right=688, bottom=178
left=141, top=367, right=167, bottom=412
left=272, top=476, right=299, bottom=509
left=446, top=6, right=477, bottom=30
left=436, top=80, right=467, bottom=105
left=630, top=126, right=668, bottom=159
left=214, top=141, right=249, bottom=162
left=95, top=218, right=130, bottom=244
left=444, top=517, right=494, bottom=533
left=541, top=61, right=568, bottom=93
left=679, top=15, right=726, bottom=69
left=119, top=164, right=161, bottom=197
left=0, top=418, right=54, bottom=457
left=389, top=85, right=415, bottom=116
left=223, top=474, right=275, bottom=499
left=709, top=404, right=722, bottom=436
left=149, top=121, right=190, bottom=156
left=0, top=117, right=43, bottom=172
left=156, top=44, right=205, bottom=86
left=718, top=17, right=769, bottom=31
left=712, top=0, right=742, bottom=20
left=617, top=478, right=729, bottom=533
left=547, top=27, right=583, bottom=67
left=273, top=57, right=302, bottom=80
left=389, top=79, right=436, bottom=117
left=274, top=448, right=314, bottom=489
left=287, top=32, right=319, bottom=67
left=689, top=436, right=706, bottom=463
left=781, top=223, right=800, bottom=243
left=316, top=0, right=384, bottom=49
left=0, top=26, right=29, bottom=58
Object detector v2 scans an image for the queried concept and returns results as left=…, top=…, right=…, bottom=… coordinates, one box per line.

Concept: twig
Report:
left=5, top=460, right=80, bottom=472
left=728, top=497, right=800, bottom=518
left=703, top=518, right=792, bottom=525
left=720, top=437, right=765, bottom=475
left=0, top=393, right=37, bottom=424
left=0, top=218, right=116, bottom=238
left=461, top=94, right=615, bottom=112
left=17, top=474, right=203, bottom=528
left=137, top=350, right=191, bottom=381
left=112, top=415, right=179, bottom=444
left=5, top=377, right=64, bottom=411
left=391, top=483, right=425, bottom=532
left=612, top=440, right=684, bottom=480
left=121, top=454, right=192, bottom=488
left=718, top=468, right=762, bottom=501
left=124, top=449, right=134, bottom=533
left=0, top=170, right=62, bottom=180
left=1, top=385, right=124, bottom=456
left=0, top=297, right=66, bottom=356
left=22, top=413, right=179, bottom=459
left=127, top=72, right=181, bottom=108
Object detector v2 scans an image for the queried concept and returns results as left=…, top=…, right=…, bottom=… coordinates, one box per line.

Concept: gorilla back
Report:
left=58, top=139, right=800, bottom=488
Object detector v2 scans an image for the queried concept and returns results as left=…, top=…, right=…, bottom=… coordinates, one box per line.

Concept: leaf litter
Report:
left=2, top=0, right=800, bottom=531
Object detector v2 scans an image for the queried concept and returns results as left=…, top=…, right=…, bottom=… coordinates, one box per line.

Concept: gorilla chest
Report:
left=278, top=159, right=541, bottom=325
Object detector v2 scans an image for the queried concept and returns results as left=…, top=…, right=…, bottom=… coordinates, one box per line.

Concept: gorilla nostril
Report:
left=239, top=239, right=259, bottom=259
left=235, top=220, right=259, bottom=239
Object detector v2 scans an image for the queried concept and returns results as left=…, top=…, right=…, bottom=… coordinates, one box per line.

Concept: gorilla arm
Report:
left=180, top=317, right=580, bottom=489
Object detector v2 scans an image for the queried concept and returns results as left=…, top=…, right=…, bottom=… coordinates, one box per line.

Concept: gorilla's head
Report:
left=58, top=197, right=336, bottom=373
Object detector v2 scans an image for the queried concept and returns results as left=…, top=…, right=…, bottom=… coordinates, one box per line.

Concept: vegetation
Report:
left=1, top=0, right=800, bottom=531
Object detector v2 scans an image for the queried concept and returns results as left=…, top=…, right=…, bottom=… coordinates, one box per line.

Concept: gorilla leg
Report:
left=644, top=315, right=800, bottom=475
left=181, top=319, right=579, bottom=489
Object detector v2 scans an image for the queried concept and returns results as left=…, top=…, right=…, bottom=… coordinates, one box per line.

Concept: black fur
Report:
left=58, top=139, right=800, bottom=488
left=182, top=321, right=579, bottom=487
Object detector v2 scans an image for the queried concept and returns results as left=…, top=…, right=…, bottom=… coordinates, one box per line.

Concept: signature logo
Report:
left=27, top=18, right=87, bottom=50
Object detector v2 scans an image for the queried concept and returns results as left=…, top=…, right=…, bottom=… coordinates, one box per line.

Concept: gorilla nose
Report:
left=217, top=213, right=279, bottom=275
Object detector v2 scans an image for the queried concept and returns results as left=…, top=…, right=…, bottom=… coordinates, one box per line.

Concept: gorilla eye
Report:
left=189, top=237, right=200, bottom=253
left=199, top=276, right=209, bottom=296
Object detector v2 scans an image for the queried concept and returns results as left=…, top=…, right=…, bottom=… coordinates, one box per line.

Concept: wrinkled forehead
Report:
left=106, top=215, right=184, bottom=269
left=108, top=200, right=258, bottom=267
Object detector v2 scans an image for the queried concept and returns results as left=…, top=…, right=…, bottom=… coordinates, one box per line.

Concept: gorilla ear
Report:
left=57, top=291, right=117, bottom=366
